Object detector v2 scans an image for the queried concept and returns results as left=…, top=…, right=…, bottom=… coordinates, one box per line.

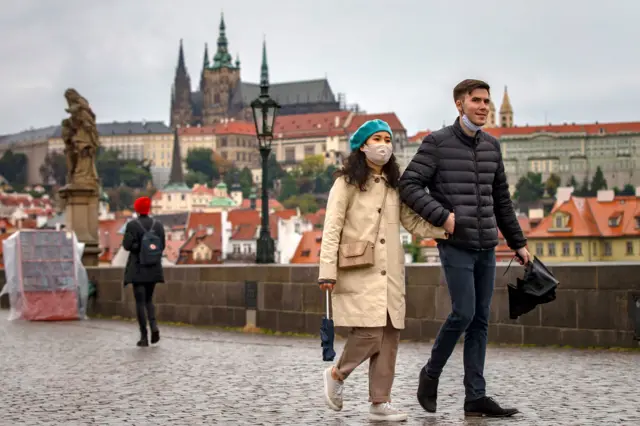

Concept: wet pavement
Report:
left=0, top=316, right=639, bottom=425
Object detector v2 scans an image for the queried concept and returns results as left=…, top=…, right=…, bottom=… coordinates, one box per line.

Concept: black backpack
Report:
left=135, top=219, right=163, bottom=266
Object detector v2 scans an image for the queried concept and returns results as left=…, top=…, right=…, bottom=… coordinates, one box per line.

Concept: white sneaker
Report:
left=323, top=367, right=344, bottom=411
left=369, top=402, right=408, bottom=422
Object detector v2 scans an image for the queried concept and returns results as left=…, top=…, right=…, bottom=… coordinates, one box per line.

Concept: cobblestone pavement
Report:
left=0, top=317, right=639, bottom=425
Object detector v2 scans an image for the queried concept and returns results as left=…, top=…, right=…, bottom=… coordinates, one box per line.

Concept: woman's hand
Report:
left=318, top=279, right=336, bottom=291
left=319, top=282, right=335, bottom=291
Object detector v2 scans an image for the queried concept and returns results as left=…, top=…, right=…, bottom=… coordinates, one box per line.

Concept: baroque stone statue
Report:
left=61, top=88, right=100, bottom=188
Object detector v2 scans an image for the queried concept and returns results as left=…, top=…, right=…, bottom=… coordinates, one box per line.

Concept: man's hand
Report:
left=443, top=213, right=455, bottom=234
left=515, top=247, right=531, bottom=265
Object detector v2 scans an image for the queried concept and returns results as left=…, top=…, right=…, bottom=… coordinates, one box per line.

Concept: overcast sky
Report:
left=1, top=0, right=638, bottom=136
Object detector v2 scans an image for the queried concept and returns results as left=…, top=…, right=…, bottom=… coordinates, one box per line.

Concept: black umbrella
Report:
left=508, top=256, right=559, bottom=319
left=320, top=290, right=336, bottom=361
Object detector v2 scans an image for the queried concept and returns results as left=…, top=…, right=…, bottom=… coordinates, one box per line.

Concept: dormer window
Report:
left=555, top=215, right=563, bottom=229
left=550, top=213, right=571, bottom=232
left=608, top=213, right=622, bottom=227
left=635, top=216, right=640, bottom=229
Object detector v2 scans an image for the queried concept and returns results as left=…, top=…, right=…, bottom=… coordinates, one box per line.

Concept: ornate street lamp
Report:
left=251, top=72, right=280, bottom=264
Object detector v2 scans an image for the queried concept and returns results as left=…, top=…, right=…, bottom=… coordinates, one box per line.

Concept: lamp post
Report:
left=251, top=75, right=280, bottom=264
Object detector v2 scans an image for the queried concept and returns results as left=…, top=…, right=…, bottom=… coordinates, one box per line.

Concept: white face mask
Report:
left=362, top=144, right=393, bottom=166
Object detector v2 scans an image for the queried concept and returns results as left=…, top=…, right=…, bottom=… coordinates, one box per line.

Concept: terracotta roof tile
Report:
left=274, top=111, right=351, bottom=139
left=408, top=130, right=431, bottom=143
left=290, top=230, right=323, bottom=264
left=527, top=194, right=640, bottom=239
left=346, top=113, right=406, bottom=133
left=186, top=212, right=222, bottom=234
left=231, top=223, right=257, bottom=240
left=484, top=121, right=640, bottom=138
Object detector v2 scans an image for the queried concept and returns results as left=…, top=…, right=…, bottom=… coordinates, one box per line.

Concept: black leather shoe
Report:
left=137, top=337, right=149, bottom=347
left=464, top=396, right=519, bottom=417
left=151, top=330, right=160, bottom=344
left=417, top=368, right=438, bottom=413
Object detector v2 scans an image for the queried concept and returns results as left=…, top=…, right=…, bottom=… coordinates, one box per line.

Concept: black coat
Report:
left=122, top=215, right=166, bottom=286
left=399, top=118, right=526, bottom=251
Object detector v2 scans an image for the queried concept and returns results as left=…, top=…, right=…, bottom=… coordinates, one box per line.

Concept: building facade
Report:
left=170, top=14, right=343, bottom=128
left=409, top=86, right=640, bottom=193
left=527, top=189, right=640, bottom=263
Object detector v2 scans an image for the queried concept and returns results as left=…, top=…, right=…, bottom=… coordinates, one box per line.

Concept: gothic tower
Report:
left=170, top=39, right=193, bottom=128
left=499, top=86, right=514, bottom=128
left=485, top=99, right=497, bottom=128
left=201, top=13, right=241, bottom=125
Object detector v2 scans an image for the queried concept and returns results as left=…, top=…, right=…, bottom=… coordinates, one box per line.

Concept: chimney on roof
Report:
left=635, top=187, right=640, bottom=197
left=555, top=186, right=574, bottom=205
left=597, top=190, right=615, bottom=202
left=334, top=116, right=340, bottom=127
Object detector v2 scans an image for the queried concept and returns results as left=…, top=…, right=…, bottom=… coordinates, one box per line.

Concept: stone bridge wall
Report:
left=1, top=263, right=639, bottom=348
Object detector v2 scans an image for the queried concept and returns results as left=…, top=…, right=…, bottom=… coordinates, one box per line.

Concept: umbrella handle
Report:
left=325, top=289, right=330, bottom=320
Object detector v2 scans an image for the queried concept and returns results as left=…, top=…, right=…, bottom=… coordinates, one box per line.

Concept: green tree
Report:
left=39, top=152, right=67, bottom=186
left=185, top=148, right=219, bottom=181
left=120, top=162, right=152, bottom=188
left=96, top=148, right=152, bottom=188
left=568, top=175, right=579, bottom=189
left=0, top=150, right=28, bottom=186
left=589, top=166, right=608, bottom=193
left=96, top=148, right=122, bottom=188
left=185, top=171, right=210, bottom=187
left=615, top=184, right=636, bottom=196
left=282, top=193, right=319, bottom=214
left=314, top=165, right=336, bottom=194
left=544, top=173, right=562, bottom=198
left=299, top=155, right=325, bottom=177
left=278, top=173, right=299, bottom=202
left=514, top=172, right=544, bottom=204
left=224, top=166, right=254, bottom=197
left=576, top=177, right=591, bottom=196
left=264, top=153, right=285, bottom=190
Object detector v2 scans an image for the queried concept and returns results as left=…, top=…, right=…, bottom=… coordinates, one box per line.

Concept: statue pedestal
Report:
left=58, top=185, right=101, bottom=267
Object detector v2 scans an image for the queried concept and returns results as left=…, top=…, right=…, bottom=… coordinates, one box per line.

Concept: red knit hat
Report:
left=133, top=197, right=151, bottom=215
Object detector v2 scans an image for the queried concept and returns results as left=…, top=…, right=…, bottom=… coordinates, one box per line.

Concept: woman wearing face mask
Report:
left=319, top=119, right=447, bottom=422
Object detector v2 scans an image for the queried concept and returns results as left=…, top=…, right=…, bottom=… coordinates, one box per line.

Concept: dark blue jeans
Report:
left=425, top=244, right=496, bottom=401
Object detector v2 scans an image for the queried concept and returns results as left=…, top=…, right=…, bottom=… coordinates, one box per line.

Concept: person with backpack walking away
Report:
left=318, top=119, right=447, bottom=422
left=123, top=196, right=166, bottom=347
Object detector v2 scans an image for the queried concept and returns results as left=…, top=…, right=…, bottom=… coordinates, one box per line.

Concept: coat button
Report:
left=375, top=178, right=380, bottom=183
left=381, top=270, right=386, bottom=276
left=380, top=238, right=385, bottom=244
left=377, top=208, right=381, bottom=213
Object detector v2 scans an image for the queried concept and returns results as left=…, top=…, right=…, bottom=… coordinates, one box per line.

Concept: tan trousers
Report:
left=334, top=313, right=401, bottom=403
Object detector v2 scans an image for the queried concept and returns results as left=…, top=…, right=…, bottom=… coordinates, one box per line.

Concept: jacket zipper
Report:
left=472, top=145, right=481, bottom=247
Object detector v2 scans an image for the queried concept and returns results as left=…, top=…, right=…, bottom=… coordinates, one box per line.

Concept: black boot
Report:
left=137, top=331, right=149, bottom=347
left=151, top=330, right=160, bottom=344
left=464, top=397, right=519, bottom=417
left=417, top=367, right=438, bottom=413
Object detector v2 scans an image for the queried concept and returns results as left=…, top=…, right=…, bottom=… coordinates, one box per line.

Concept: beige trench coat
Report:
left=319, top=174, right=447, bottom=329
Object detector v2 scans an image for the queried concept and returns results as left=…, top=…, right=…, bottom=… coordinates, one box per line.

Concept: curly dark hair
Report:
left=334, top=149, right=401, bottom=191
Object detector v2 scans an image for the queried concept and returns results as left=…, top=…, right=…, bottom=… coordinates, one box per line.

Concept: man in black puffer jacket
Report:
left=399, top=79, right=530, bottom=418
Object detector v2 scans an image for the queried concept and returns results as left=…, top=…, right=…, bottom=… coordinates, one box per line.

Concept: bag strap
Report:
left=371, top=184, right=389, bottom=245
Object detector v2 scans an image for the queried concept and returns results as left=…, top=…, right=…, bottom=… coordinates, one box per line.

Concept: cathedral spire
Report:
left=499, top=85, right=514, bottom=128
left=212, top=12, right=234, bottom=69
left=177, top=39, right=187, bottom=74
left=260, top=38, right=269, bottom=89
left=202, top=43, right=210, bottom=69
left=168, top=126, right=185, bottom=186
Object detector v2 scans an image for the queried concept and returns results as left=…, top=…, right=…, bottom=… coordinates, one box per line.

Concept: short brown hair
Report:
left=453, top=79, right=490, bottom=102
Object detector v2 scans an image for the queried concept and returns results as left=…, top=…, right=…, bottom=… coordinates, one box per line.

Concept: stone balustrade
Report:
left=1, top=262, right=639, bottom=348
